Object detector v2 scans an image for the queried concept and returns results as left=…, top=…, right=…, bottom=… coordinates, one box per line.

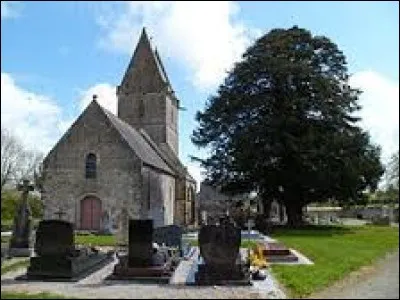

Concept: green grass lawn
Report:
left=2, top=236, right=10, bottom=243
left=188, top=239, right=257, bottom=248
left=1, top=292, right=70, bottom=299
left=269, top=225, right=399, bottom=298
left=1, top=234, right=116, bottom=246
left=74, top=234, right=116, bottom=246
left=1, top=258, right=30, bottom=274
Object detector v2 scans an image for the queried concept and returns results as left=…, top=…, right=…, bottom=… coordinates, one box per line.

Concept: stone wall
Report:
left=174, top=177, right=197, bottom=226
left=42, top=102, right=143, bottom=231
left=339, top=206, right=399, bottom=222
left=141, top=165, right=175, bottom=228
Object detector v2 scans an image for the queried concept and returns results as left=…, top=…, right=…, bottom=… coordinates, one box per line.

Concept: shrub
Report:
left=1, top=189, right=43, bottom=221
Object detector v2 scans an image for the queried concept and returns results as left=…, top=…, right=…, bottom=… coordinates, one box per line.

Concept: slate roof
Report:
left=139, top=129, right=196, bottom=183
left=98, top=103, right=175, bottom=176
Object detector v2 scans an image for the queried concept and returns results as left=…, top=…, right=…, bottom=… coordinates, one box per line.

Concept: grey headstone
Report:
left=199, top=223, right=241, bottom=268
left=153, top=225, right=182, bottom=249
left=9, top=179, right=34, bottom=250
left=101, top=211, right=113, bottom=235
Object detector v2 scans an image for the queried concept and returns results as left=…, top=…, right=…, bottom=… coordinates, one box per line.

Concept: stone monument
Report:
left=153, top=225, right=183, bottom=253
left=195, top=221, right=251, bottom=285
left=101, top=211, right=113, bottom=235
left=9, top=179, right=34, bottom=257
left=108, top=219, right=175, bottom=282
left=18, top=219, right=114, bottom=281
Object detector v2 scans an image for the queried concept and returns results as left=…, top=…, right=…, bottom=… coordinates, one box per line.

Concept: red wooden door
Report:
left=80, top=196, right=101, bottom=230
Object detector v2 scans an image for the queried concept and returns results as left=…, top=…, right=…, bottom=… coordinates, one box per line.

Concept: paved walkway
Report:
left=1, top=255, right=284, bottom=299
left=310, top=249, right=399, bottom=299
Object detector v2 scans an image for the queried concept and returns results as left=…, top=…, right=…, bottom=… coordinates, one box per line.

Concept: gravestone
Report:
left=9, top=179, right=34, bottom=257
left=259, top=242, right=298, bottom=263
left=129, top=219, right=153, bottom=267
left=54, top=208, right=66, bottom=220
left=19, top=219, right=113, bottom=281
left=195, top=222, right=250, bottom=285
left=101, top=211, right=113, bottom=235
left=153, top=225, right=183, bottom=250
left=109, top=219, right=175, bottom=282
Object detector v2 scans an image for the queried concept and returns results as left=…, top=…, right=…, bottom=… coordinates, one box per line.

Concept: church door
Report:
left=80, top=196, right=102, bottom=230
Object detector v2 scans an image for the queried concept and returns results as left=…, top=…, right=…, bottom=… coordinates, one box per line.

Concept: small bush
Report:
left=1, top=189, right=43, bottom=221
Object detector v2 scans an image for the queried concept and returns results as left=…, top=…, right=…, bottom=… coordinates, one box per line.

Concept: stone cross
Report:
left=245, top=218, right=255, bottom=265
left=10, top=179, right=34, bottom=251
left=17, top=179, right=34, bottom=205
left=54, top=208, right=66, bottom=220
left=245, top=218, right=255, bottom=233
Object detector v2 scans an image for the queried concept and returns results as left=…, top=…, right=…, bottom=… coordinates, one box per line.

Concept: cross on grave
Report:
left=54, top=209, right=66, bottom=220
left=245, top=218, right=255, bottom=265
left=245, top=218, right=255, bottom=233
left=9, top=179, right=34, bottom=251
left=17, top=179, right=35, bottom=204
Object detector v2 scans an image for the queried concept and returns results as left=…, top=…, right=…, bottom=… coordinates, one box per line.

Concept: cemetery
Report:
left=0, top=179, right=398, bottom=298
left=1, top=4, right=398, bottom=298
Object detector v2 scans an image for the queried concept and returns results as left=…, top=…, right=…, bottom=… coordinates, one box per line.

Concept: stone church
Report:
left=41, top=28, right=197, bottom=235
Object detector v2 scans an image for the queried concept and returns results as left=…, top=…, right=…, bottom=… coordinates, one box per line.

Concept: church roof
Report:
left=98, top=103, right=175, bottom=175
left=153, top=48, right=171, bottom=89
left=138, top=129, right=195, bottom=183
left=121, top=27, right=172, bottom=91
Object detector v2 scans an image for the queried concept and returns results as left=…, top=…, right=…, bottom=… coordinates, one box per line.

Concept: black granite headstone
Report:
left=128, top=219, right=153, bottom=267
left=153, top=225, right=182, bottom=249
left=22, top=219, right=114, bottom=281
left=199, top=223, right=241, bottom=268
left=35, top=220, right=74, bottom=257
left=195, top=222, right=250, bottom=285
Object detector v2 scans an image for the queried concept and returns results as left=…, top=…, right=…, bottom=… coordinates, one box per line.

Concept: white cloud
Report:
left=95, top=1, right=260, bottom=91
left=350, top=71, right=399, bottom=164
left=186, top=162, right=205, bottom=192
left=1, top=74, right=118, bottom=156
left=1, top=73, right=70, bottom=155
left=79, top=83, right=118, bottom=115
left=1, top=1, right=21, bottom=20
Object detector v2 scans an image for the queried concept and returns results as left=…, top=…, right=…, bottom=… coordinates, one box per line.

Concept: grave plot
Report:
left=195, top=220, right=251, bottom=286
left=16, top=219, right=114, bottom=282
left=106, top=219, right=179, bottom=283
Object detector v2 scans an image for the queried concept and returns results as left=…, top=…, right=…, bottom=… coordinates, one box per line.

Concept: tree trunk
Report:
left=261, top=196, right=272, bottom=219
left=286, top=204, right=303, bottom=227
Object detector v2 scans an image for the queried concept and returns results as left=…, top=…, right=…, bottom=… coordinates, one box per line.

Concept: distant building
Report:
left=197, top=182, right=258, bottom=224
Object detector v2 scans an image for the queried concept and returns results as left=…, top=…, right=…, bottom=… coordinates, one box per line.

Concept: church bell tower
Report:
left=117, top=28, right=179, bottom=156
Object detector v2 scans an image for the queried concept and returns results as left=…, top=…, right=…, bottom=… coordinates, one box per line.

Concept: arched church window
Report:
left=85, top=153, right=97, bottom=179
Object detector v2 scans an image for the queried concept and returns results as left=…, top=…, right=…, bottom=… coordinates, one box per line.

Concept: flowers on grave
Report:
left=249, top=243, right=268, bottom=268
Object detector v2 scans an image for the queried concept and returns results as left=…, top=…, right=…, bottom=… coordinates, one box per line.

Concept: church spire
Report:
left=118, top=27, right=171, bottom=94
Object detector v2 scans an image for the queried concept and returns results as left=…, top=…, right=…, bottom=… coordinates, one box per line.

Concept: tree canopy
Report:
left=192, top=26, right=384, bottom=226
left=1, top=126, right=43, bottom=191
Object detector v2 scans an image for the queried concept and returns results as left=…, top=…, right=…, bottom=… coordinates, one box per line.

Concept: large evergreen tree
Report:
left=192, top=26, right=384, bottom=227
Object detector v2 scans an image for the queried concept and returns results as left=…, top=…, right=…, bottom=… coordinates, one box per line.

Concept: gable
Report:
left=43, top=100, right=137, bottom=169
left=99, top=105, right=175, bottom=176
left=44, top=100, right=175, bottom=176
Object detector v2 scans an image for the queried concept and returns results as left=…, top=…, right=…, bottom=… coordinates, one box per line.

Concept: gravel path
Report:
left=310, top=249, right=399, bottom=299
left=1, top=256, right=284, bottom=299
